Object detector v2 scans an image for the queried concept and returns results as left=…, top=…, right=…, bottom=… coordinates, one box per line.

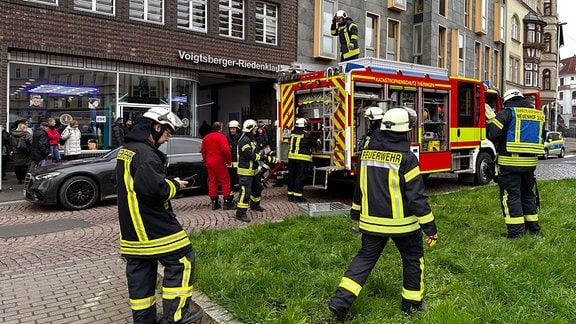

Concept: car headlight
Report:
left=35, top=172, right=62, bottom=180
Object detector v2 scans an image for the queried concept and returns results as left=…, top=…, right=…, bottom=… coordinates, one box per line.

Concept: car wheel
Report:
left=544, top=149, right=549, bottom=160
left=559, top=147, right=565, bottom=158
left=58, top=176, right=99, bottom=210
left=474, top=152, right=493, bottom=185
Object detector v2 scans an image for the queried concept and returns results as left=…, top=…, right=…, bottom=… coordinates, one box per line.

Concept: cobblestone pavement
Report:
left=2, top=139, right=576, bottom=323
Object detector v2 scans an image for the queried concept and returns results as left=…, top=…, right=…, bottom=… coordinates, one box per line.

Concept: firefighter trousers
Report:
left=287, top=159, right=310, bottom=198
left=497, top=169, right=540, bottom=237
left=236, top=174, right=263, bottom=210
left=329, top=232, right=425, bottom=312
left=126, top=249, right=196, bottom=324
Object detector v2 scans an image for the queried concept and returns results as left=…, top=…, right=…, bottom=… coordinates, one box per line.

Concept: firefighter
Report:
left=227, top=120, right=241, bottom=193
left=235, top=119, right=277, bottom=222
left=328, top=107, right=438, bottom=320
left=115, top=107, right=202, bottom=324
left=357, top=106, right=384, bottom=153
left=330, top=10, right=360, bottom=62
left=287, top=118, right=320, bottom=202
left=486, top=89, right=545, bottom=238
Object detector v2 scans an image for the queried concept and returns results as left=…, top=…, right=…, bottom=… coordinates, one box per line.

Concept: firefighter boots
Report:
left=287, top=194, right=294, bottom=202
left=235, top=209, right=251, bottom=223
left=223, top=195, right=236, bottom=210
left=250, top=203, right=265, bottom=212
left=294, top=196, right=307, bottom=203
left=210, top=197, right=221, bottom=210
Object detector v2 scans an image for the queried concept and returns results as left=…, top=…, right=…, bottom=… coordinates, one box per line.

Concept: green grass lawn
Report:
left=189, top=179, right=576, bottom=323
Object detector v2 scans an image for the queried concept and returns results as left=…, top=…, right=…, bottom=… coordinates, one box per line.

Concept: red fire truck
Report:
left=275, top=57, right=520, bottom=189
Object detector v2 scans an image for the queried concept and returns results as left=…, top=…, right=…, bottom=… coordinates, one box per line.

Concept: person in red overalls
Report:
left=201, top=121, right=234, bottom=210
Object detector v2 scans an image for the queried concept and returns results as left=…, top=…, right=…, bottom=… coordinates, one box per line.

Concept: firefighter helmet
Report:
left=335, top=10, right=347, bottom=18
left=364, top=107, right=384, bottom=121
left=381, top=108, right=412, bottom=132
left=142, top=107, right=183, bottom=132
left=295, top=118, right=307, bottom=128
left=228, top=120, right=240, bottom=129
left=503, top=89, right=524, bottom=103
left=242, top=119, right=258, bottom=132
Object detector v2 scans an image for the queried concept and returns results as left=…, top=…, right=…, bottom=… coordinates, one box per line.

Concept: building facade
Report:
left=0, top=0, right=297, bottom=148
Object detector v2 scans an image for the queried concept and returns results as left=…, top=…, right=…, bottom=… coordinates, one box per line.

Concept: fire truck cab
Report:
left=276, top=57, right=507, bottom=189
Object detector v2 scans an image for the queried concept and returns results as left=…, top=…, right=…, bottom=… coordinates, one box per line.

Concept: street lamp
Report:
left=555, top=22, right=567, bottom=132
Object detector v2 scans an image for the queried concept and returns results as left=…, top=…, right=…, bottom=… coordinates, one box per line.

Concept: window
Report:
left=130, top=0, right=164, bottom=24
left=511, top=16, right=519, bottom=41
left=458, top=33, right=465, bottom=76
left=494, top=2, right=505, bottom=43
left=365, top=13, right=380, bottom=58
left=481, top=0, right=488, bottom=33
left=543, top=69, right=551, bottom=90
left=484, top=46, right=491, bottom=82
left=256, top=2, right=278, bottom=45
left=387, top=20, right=400, bottom=60
left=560, top=77, right=564, bottom=86
left=493, top=49, right=500, bottom=88
left=219, top=0, right=244, bottom=39
left=559, top=92, right=563, bottom=100
left=413, top=24, right=423, bottom=64
left=524, top=62, right=538, bottom=87
left=23, top=0, right=57, bottom=4
left=415, top=0, right=423, bottom=14
left=177, top=0, right=208, bottom=32
left=474, top=42, right=481, bottom=80
left=525, top=23, right=542, bottom=43
left=475, top=0, right=487, bottom=34
left=544, top=0, right=551, bottom=16
left=74, top=0, right=114, bottom=15
left=313, top=0, right=337, bottom=59
left=438, top=26, right=447, bottom=68
left=544, top=33, right=552, bottom=53
left=388, top=0, right=406, bottom=12
left=464, top=0, right=471, bottom=28
left=509, top=56, right=520, bottom=84
left=438, top=0, right=446, bottom=17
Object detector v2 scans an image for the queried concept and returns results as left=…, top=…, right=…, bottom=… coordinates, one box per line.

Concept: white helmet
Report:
left=503, top=89, right=524, bottom=103
left=228, top=120, right=240, bottom=129
left=142, top=107, right=183, bottom=132
left=381, top=108, right=412, bottom=132
left=295, top=118, right=307, bottom=128
left=335, top=10, right=347, bottom=18
left=364, top=107, right=384, bottom=121
left=242, top=119, right=258, bottom=132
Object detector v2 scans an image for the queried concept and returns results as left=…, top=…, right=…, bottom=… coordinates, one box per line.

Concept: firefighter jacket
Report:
left=228, top=133, right=240, bottom=167
left=350, top=130, right=437, bottom=237
left=237, top=131, right=263, bottom=176
left=487, top=98, right=545, bottom=170
left=201, top=131, right=232, bottom=168
left=288, top=127, right=320, bottom=162
left=116, top=121, right=191, bottom=258
left=330, top=17, right=360, bottom=60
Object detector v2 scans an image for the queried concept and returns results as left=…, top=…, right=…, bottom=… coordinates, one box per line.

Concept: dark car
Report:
left=24, top=136, right=207, bottom=210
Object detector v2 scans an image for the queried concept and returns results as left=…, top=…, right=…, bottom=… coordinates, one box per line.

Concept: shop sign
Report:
left=178, top=50, right=280, bottom=72
left=96, top=116, right=106, bottom=123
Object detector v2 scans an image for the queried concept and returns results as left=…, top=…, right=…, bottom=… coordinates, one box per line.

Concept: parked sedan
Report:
left=25, top=136, right=207, bottom=210
left=542, top=131, right=565, bottom=159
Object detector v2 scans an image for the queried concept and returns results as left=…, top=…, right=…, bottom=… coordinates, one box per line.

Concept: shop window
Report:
left=313, top=0, right=337, bottom=59
left=219, top=0, right=245, bottom=39
left=177, top=0, right=207, bottom=33
left=255, top=2, right=278, bottom=45
left=129, top=0, right=164, bottom=24
left=74, top=0, right=115, bottom=15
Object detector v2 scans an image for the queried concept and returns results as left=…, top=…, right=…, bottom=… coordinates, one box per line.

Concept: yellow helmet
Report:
left=228, top=120, right=240, bottom=129
left=381, top=108, right=412, bottom=132
left=242, top=119, right=258, bottom=132
left=142, top=107, right=183, bottom=132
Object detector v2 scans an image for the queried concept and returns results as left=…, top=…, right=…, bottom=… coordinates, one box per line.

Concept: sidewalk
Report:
left=0, top=175, right=26, bottom=204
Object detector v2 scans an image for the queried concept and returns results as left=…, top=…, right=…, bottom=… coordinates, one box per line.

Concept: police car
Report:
left=542, top=131, right=565, bottom=159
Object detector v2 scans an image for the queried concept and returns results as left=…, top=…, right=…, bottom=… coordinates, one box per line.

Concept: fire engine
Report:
left=275, top=57, right=529, bottom=189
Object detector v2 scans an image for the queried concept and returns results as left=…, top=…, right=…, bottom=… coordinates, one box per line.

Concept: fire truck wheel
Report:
left=474, top=152, right=493, bottom=186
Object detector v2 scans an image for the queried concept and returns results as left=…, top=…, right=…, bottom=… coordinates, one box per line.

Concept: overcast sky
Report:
left=558, top=0, right=576, bottom=59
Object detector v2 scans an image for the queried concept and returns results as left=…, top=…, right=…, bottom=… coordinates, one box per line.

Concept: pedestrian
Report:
left=357, top=106, right=384, bottom=153
left=331, top=10, right=360, bottom=62
left=201, top=121, right=234, bottom=210
left=235, top=119, right=276, bottom=222
left=124, top=118, right=133, bottom=134
left=227, top=120, right=241, bottom=193
left=60, top=120, right=82, bottom=160
left=1, top=125, right=11, bottom=180
left=486, top=89, right=545, bottom=238
left=328, top=107, right=438, bottom=320
left=10, top=122, right=32, bottom=184
left=29, top=122, right=51, bottom=169
left=46, top=118, right=62, bottom=163
left=115, top=106, right=202, bottom=324
left=199, top=120, right=211, bottom=138
left=287, top=118, right=320, bottom=203
left=111, top=117, right=125, bottom=149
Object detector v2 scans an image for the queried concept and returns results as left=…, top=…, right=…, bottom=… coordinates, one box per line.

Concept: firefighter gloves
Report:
left=267, top=156, right=278, bottom=164
left=426, top=234, right=438, bottom=247
left=349, top=208, right=360, bottom=221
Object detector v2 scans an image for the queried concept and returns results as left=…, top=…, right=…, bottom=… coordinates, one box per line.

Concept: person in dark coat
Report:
left=29, top=122, right=50, bottom=169
left=1, top=125, right=11, bottom=180
left=199, top=120, right=211, bottom=138
left=111, top=117, right=125, bottom=148
left=10, top=122, right=33, bottom=183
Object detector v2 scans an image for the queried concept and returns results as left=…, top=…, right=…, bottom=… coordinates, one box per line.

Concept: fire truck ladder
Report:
left=312, top=87, right=345, bottom=189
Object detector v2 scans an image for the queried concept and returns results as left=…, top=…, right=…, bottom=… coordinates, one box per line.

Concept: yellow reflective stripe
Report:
left=288, top=153, right=313, bottom=161
left=360, top=164, right=369, bottom=215
left=359, top=220, right=421, bottom=234
left=389, top=166, right=402, bottom=219
left=502, top=190, right=510, bottom=217
left=507, top=143, right=544, bottom=154
left=525, top=214, right=538, bottom=222
left=124, top=159, right=148, bottom=241
left=130, top=295, right=156, bottom=311
left=404, top=165, right=420, bottom=182
left=490, top=118, right=504, bottom=129
left=339, top=277, right=362, bottom=296
left=497, top=155, right=537, bottom=167
left=250, top=195, right=261, bottom=203
left=505, top=216, right=525, bottom=225
left=162, top=286, right=193, bottom=300
left=351, top=202, right=360, bottom=210
left=402, top=257, right=424, bottom=302
left=237, top=168, right=259, bottom=176
left=237, top=185, right=248, bottom=209
left=166, top=179, right=177, bottom=199
left=361, top=215, right=418, bottom=226
left=121, top=230, right=188, bottom=247
left=120, top=230, right=190, bottom=256
left=417, top=212, right=434, bottom=224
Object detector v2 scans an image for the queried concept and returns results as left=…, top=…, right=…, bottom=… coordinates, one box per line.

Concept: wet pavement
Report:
left=1, top=138, right=576, bottom=323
